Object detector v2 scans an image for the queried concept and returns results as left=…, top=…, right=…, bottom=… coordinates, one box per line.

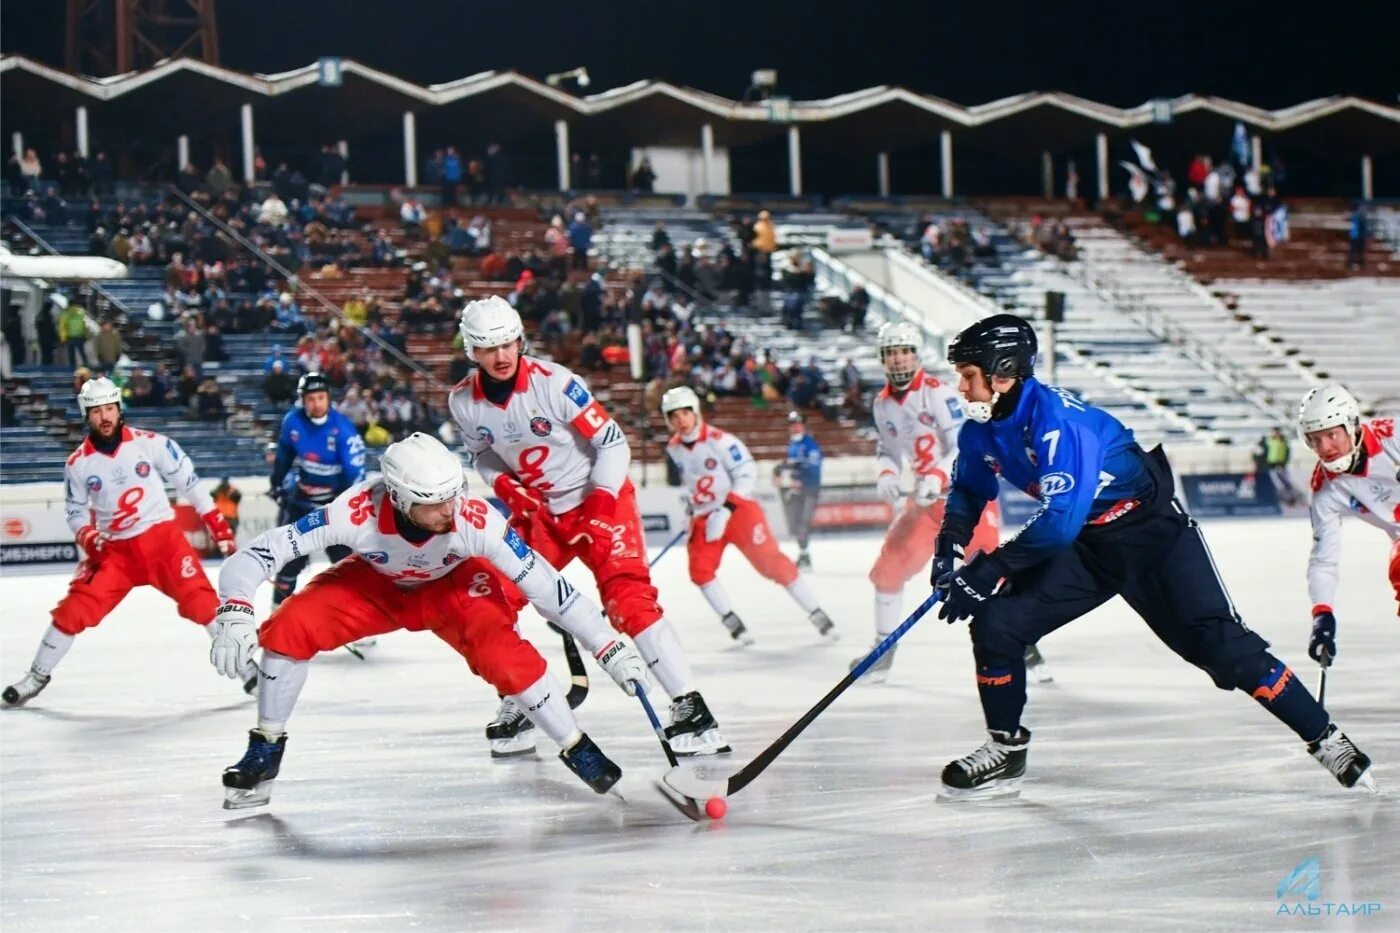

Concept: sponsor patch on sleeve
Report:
left=563, top=378, right=591, bottom=409
left=294, top=508, right=328, bottom=534
left=503, top=526, right=530, bottom=559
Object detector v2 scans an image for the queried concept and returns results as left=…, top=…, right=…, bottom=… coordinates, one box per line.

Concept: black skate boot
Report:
left=222, top=729, right=288, bottom=809
left=720, top=611, right=754, bottom=646
left=3, top=669, right=51, bottom=707
left=940, top=727, right=1031, bottom=798
left=485, top=696, right=537, bottom=758
left=559, top=732, right=622, bottom=794
left=808, top=608, right=837, bottom=640
left=796, top=549, right=812, bottom=571
left=1308, top=724, right=1376, bottom=791
left=851, top=639, right=896, bottom=683
left=664, top=691, right=731, bottom=756
left=1024, top=644, right=1053, bottom=683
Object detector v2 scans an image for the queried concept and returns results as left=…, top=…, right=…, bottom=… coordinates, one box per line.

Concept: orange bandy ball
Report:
left=705, top=796, right=728, bottom=819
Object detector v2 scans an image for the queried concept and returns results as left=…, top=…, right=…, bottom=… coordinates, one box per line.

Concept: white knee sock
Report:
left=785, top=577, right=821, bottom=614
left=699, top=581, right=734, bottom=618
left=256, top=650, right=309, bottom=737
left=512, top=671, right=581, bottom=748
left=874, top=590, right=904, bottom=637
left=633, top=618, right=696, bottom=698
left=31, top=625, right=75, bottom=676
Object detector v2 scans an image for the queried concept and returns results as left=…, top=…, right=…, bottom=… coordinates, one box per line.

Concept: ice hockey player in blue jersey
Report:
left=930, top=313, right=1375, bottom=797
left=269, top=372, right=366, bottom=607
left=776, top=411, right=822, bottom=569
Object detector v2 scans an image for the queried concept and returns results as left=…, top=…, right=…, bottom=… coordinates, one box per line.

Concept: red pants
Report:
left=869, top=498, right=1001, bottom=593
left=515, top=480, right=662, bottom=637
left=258, top=556, right=544, bottom=696
left=688, top=497, right=797, bottom=587
left=52, top=520, right=217, bottom=635
left=1390, top=537, right=1400, bottom=615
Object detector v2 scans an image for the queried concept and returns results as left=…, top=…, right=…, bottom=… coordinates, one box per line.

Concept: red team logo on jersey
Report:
left=705, top=458, right=718, bottom=470
left=135, top=461, right=151, bottom=477
left=530, top=417, right=552, bottom=437
left=86, top=475, right=103, bottom=491
left=918, top=412, right=935, bottom=426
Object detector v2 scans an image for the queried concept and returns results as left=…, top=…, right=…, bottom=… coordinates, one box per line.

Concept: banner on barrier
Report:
left=1180, top=472, right=1282, bottom=517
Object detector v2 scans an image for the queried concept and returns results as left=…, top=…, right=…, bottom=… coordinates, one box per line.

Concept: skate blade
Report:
left=223, top=784, right=273, bottom=810
left=489, top=741, right=538, bottom=759
left=1352, top=769, right=1380, bottom=794
left=653, top=779, right=704, bottom=821
left=1027, top=666, right=1054, bottom=684
left=936, top=778, right=1023, bottom=802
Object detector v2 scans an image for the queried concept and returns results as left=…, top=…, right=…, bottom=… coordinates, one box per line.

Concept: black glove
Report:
left=268, top=479, right=286, bottom=506
left=937, top=553, right=1006, bottom=624
left=1308, top=611, right=1337, bottom=666
left=929, top=536, right=963, bottom=596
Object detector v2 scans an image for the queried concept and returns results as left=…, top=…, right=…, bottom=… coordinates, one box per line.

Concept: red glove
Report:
left=75, top=524, right=109, bottom=562
left=202, top=510, right=236, bottom=557
left=568, top=489, right=618, bottom=563
left=493, top=474, right=545, bottom=520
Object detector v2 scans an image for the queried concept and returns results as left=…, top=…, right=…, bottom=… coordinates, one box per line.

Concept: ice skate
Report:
left=559, top=732, right=622, bottom=794
left=808, top=608, right=838, bottom=640
left=851, top=640, right=896, bottom=683
left=796, top=549, right=812, bottom=571
left=1308, top=724, right=1377, bottom=792
left=222, top=729, right=287, bottom=809
left=1024, top=644, right=1053, bottom=683
left=2, top=669, right=51, bottom=707
left=939, top=728, right=1031, bottom=799
left=720, top=611, right=754, bottom=646
left=343, top=637, right=378, bottom=660
left=664, top=691, right=731, bottom=756
left=485, top=695, right=537, bottom=758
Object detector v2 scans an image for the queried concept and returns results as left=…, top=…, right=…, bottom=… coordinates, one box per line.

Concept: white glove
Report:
left=704, top=507, right=731, bottom=543
left=876, top=472, right=903, bottom=504
left=914, top=472, right=947, bottom=507
left=594, top=638, right=648, bottom=696
left=209, top=600, right=258, bottom=679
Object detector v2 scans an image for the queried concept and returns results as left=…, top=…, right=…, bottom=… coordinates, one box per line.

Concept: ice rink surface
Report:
left=2, top=515, right=1396, bottom=932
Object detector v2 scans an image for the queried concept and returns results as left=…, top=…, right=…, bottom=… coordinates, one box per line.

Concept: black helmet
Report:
left=297, top=372, right=331, bottom=397
left=787, top=410, right=806, bottom=424
left=946, top=314, right=1037, bottom=380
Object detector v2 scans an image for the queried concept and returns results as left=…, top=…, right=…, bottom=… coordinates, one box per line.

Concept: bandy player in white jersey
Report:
left=855, top=322, right=1004, bottom=682
left=448, top=297, right=728, bottom=756
left=3, top=377, right=238, bottom=708
left=207, top=433, right=649, bottom=807
left=1297, top=385, right=1400, bottom=671
left=660, top=385, right=836, bottom=645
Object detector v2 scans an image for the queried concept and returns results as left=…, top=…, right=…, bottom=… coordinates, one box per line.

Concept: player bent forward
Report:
left=1296, top=385, right=1400, bottom=671
left=661, top=385, right=836, bottom=645
left=4, top=377, right=239, bottom=707
left=931, top=315, right=1374, bottom=796
left=449, top=297, right=728, bottom=756
left=207, top=433, right=649, bottom=808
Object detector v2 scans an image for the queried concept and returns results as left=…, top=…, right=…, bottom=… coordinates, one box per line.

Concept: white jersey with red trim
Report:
left=871, top=369, right=966, bottom=490
left=1307, top=418, right=1400, bottom=611
left=63, top=425, right=215, bottom=540
left=448, top=357, right=629, bottom=515
left=666, top=424, right=757, bottom=517
left=218, top=478, right=613, bottom=646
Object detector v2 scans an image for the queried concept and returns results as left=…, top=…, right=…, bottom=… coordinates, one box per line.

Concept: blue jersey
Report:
left=271, top=408, right=366, bottom=508
left=785, top=433, right=823, bottom=487
left=946, top=377, right=1157, bottom=572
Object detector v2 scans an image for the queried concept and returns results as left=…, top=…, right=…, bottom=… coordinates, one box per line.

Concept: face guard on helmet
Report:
left=876, top=321, right=924, bottom=390
left=1297, top=384, right=1362, bottom=473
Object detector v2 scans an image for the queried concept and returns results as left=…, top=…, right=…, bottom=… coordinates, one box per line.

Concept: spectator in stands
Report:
left=442, top=146, right=463, bottom=207
left=632, top=156, right=656, bottom=193
left=213, top=478, right=242, bottom=535
left=567, top=212, right=592, bottom=270
left=274, top=292, right=307, bottom=334
left=177, top=160, right=202, bottom=195
left=205, top=158, right=234, bottom=199
left=150, top=363, right=173, bottom=406
left=848, top=285, right=870, bottom=331
left=91, top=151, right=113, bottom=196
left=752, top=211, right=777, bottom=285
left=258, top=190, right=289, bottom=226
left=1264, top=427, right=1302, bottom=506
left=400, top=196, right=426, bottom=232
left=1230, top=186, right=1252, bottom=241
left=174, top=317, right=205, bottom=376
left=35, top=303, right=57, bottom=366
left=127, top=367, right=156, bottom=406
left=263, top=360, right=297, bottom=405
left=485, top=142, right=509, bottom=204
left=1348, top=203, right=1369, bottom=270
left=204, top=323, right=228, bottom=363
left=58, top=301, right=89, bottom=368
left=424, top=149, right=443, bottom=188
left=651, top=222, right=670, bottom=252
left=128, top=228, right=155, bottom=264
left=19, top=148, right=42, bottom=191
left=2, top=303, right=24, bottom=369
left=196, top=377, right=226, bottom=421
left=545, top=215, right=570, bottom=279
left=1177, top=197, right=1198, bottom=243
left=320, top=143, right=346, bottom=187
left=0, top=386, right=17, bottom=427
left=94, top=319, right=123, bottom=371
left=173, top=364, right=199, bottom=409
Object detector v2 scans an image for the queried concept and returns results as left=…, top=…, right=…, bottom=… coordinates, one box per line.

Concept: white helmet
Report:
left=1297, top=384, right=1362, bottom=473
left=380, top=433, right=466, bottom=513
left=877, top=321, right=924, bottom=389
left=660, top=385, right=702, bottom=417
left=459, top=295, right=524, bottom=350
left=77, top=376, right=123, bottom=416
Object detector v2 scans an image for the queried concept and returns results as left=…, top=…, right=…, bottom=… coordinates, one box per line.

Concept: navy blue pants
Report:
left=968, top=497, right=1326, bottom=742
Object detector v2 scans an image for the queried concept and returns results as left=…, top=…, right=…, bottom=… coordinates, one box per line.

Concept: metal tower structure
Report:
left=65, top=0, right=220, bottom=76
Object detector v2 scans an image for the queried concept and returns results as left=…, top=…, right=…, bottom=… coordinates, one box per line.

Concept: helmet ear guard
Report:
left=380, top=432, right=466, bottom=514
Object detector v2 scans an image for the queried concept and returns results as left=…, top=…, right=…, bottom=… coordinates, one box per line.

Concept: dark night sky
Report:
left=2, top=0, right=1397, bottom=108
